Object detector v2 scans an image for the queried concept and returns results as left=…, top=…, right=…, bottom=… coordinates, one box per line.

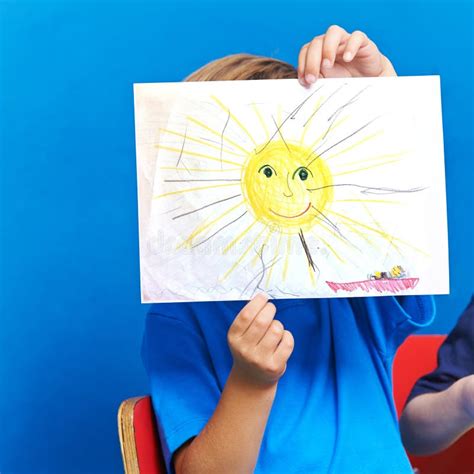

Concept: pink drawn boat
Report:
left=326, top=277, right=420, bottom=294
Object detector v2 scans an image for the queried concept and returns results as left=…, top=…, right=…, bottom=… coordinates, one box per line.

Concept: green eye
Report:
left=298, top=168, right=308, bottom=181
left=258, top=164, right=277, bottom=178
left=292, top=166, right=312, bottom=181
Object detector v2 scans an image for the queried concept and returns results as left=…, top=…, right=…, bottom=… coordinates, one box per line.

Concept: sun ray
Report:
left=307, top=261, right=317, bottom=286
left=299, top=96, right=324, bottom=144
left=311, top=205, right=345, bottom=238
left=335, top=198, right=400, bottom=205
left=255, top=85, right=324, bottom=155
left=361, top=203, right=403, bottom=256
left=282, top=233, right=292, bottom=281
left=220, top=224, right=268, bottom=282
left=342, top=219, right=381, bottom=252
left=311, top=225, right=361, bottom=269
left=326, top=210, right=383, bottom=251
left=173, top=193, right=242, bottom=220
left=318, top=235, right=346, bottom=263
left=324, top=130, right=384, bottom=161
left=192, top=211, right=248, bottom=249
left=251, top=226, right=274, bottom=267
left=154, top=182, right=241, bottom=199
left=211, top=95, right=258, bottom=146
left=187, top=115, right=251, bottom=155
left=298, top=228, right=318, bottom=274
left=265, top=230, right=284, bottom=287
left=314, top=208, right=380, bottom=252
left=327, top=208, right=429, bottom=256
left=332, top=158, right=401, bottom=177
left=312, top=223, right=342, bottom=246
left=156, top=144, right=243, bottom=167
left=159, top=127, right=247, bottom=158
left=251, top=102, right=270, bottom=141
left=306, top=115, right=352, bottom=154
left=333, top=151, right=409, bottom=169
left=178, top=200, right=246, bottom=249
left=223, top=219, right=259, bottom=255
left=311, top=221, right=359, bottom=254
left=303, top=83, right=346, bottom=127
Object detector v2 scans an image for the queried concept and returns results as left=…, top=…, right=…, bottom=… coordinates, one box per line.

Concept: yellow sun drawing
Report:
left=242, top=140, right=333, bottom=233
left=153, top=85, right=428, bottom=295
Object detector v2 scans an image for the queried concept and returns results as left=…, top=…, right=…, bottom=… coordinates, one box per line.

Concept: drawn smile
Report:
left=269, top=202, right=311, bottom=219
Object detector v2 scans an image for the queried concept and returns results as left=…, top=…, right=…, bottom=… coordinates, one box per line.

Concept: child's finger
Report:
left=342, top=30, right=369, bottom=62
left=297, top=42, right=310, bottom=83
left=321, top=25, right=349, bottom=68
left=256, top=319, right=285, bottom=352
left=242, top=302, right=276, bottom=345
left=229, top=293, right=269, bottom=336
left=303, top=36, right=324, bottom=85
left=274, top=330, right=295, bottom=360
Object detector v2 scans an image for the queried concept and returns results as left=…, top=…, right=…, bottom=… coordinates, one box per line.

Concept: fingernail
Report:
left=322, top=58, right=332, bottom=69
left=298, top=75, right=306, bottom=86
left=305, top=73, right=316, bottom=84
left=343, top=52, right=352, bottom=62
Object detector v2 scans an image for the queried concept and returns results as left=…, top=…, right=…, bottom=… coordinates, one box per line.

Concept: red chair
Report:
left=118, top=335, right=474, bottom=474
left=118, top=396, right=166, bottom=474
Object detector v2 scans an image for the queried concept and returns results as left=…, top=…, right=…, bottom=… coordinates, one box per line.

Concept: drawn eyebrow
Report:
left=258, top=164, right=278, bottom=176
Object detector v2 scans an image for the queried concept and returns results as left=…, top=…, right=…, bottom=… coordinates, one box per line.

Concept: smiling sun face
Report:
left=242, top=140, right=334, bottom=233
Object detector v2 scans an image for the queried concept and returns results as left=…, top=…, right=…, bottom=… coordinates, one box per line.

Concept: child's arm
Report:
left=173, top=293, right=294, bottom=474
left=297, top=24, right=396, bottom=85
left=399, top=375, right=474, bottom=455
left=400, top=301, right=474, bottom=455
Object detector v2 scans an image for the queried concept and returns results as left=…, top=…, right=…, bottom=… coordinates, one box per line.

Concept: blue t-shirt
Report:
left=142, top=295, right=435, bottom=473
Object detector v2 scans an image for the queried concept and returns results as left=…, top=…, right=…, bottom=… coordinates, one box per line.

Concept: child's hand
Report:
left=297, top=25, right=396, bottom=86
left=227, top=293, right=294, bottom=387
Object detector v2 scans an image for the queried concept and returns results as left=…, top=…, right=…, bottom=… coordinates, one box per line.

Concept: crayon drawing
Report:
left=134, top=76, right=449, bottom=303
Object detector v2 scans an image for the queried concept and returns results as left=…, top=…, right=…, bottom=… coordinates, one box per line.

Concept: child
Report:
left=400, top=296, right=473, bottom=455
left=142, top=25, right=435, bottom=474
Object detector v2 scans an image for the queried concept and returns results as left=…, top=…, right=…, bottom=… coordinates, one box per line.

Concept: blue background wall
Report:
left=1, top=0, right=472, bottom=472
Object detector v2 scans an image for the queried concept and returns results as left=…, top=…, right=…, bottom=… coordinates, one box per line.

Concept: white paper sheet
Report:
left=134, top=76, right=449, bottom=303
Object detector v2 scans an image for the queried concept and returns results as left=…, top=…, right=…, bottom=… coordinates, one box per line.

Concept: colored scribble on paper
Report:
left=134, top=77, right=449, bottom=303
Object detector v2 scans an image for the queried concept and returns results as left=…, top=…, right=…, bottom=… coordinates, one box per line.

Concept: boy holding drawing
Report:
left=142, top=25, right=435, bottom=473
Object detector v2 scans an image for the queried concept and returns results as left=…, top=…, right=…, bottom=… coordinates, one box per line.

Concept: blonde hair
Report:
left=184, top=53, right=297, bottom=82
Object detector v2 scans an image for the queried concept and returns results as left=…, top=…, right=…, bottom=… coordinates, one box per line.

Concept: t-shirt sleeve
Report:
left=406, top=296, right=474, bottom=403
left=141, top=308, right=221, bottom=473
left=356, top=295, right=436, bottom=359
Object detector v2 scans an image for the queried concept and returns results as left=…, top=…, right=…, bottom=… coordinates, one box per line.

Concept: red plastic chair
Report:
left=118, top=335, right=474, bottom=474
